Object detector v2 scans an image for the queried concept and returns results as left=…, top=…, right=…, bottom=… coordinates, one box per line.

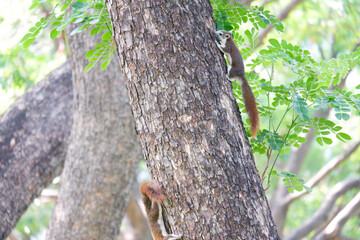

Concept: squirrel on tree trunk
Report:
left=140, top=180, right=182, bottom=240
left=215, top=30, right=260, bottom=138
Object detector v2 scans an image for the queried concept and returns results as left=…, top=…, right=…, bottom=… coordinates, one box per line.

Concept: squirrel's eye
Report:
left=219, top=32, right=222, bottom=35
left=226, top=34, right=230, bottom=38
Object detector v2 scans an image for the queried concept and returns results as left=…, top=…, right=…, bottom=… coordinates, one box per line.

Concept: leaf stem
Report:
left=267, top=114, right=299, bottom=185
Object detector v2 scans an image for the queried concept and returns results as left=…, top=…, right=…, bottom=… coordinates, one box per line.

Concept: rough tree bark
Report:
left=0, top=61, right=72, bottom=239
left=46, top=29, right=141, bottom=239
left=106, top=0, right=279, bottom=239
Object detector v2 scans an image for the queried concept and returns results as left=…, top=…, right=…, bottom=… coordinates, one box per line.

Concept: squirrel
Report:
left=215, top=30, right=260, bottom=138
left=140, top=180, right=182, bottom=240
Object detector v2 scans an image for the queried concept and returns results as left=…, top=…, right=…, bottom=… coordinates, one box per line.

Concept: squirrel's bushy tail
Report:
left=241, top=78, right=259, bottom=138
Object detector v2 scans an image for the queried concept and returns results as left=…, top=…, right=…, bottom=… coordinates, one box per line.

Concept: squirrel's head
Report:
left=215, top=30, right=232, bottom=47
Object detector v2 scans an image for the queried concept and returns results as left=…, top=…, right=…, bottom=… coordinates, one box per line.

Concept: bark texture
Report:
left=46, top=30, right=141, bottom=239
left=0, top=61, right=72, bottom=239
left=106, top=0, right=279, bottom=239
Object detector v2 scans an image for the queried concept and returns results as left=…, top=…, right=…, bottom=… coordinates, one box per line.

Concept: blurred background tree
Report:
left=0, top=0, right=359, bottom=239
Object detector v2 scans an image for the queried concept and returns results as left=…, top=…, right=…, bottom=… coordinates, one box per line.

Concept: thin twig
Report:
left=261, top=148, right=272, bottom=185
left=284, top=178, right=360, bottom=240
left=284, top=141, right=360, bottom=205
left=312, top=192, right=360, bottom=240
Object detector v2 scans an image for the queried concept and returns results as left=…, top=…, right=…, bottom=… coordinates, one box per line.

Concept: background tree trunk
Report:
left=0, top=61, right=72, bottom=239
left=106, top=0, right=279, bottom=239
left=46, top=29, right=142, bottom=239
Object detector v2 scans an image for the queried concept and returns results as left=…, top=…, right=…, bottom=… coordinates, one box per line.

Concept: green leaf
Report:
left=333, top=126, right=342, bottom=131
left=292, top=93, right=310, bottom=121
left=258, top=21, right=267, bottom=29
left=56, top=17, right=72, bottom=31
left=335, top=113, right=350, bottom=120
left=323, top=137, right=332, bottom=145
left=100, top=59, right=111, bottom=70
left=336, top=132, right=351, bottom=142
left=95, top=42, right=105, bottom=49
left=50, top=29, right=60, bottom=40
left=90, top=26, right=101, bottom=35
left=29, top=27, right=37, bottom=33
left=324, top=120, right=336, bottom=128
left=268, top=38, right=281, bottom=48
left=102, top=31, right=112, bottom=41
left=72, top=1, right=85, bottom=9
left=85, top=50, right=96, bottom=59
left=317, top=137, right=332, bottom=145
left=23, top=38, right=35, bottom=48
left=61, top=3, right=70, bottom=11
left=89, top=18, right=100, bottom=24
left=316, top=137, right=324, bottom=146
left=20, top=33, right=33, bottom=43
left=29, top=2, right=39, bottom=10
left=84, top=62, right=96, bottom=72
left=70, top=25, right=85, bottom=35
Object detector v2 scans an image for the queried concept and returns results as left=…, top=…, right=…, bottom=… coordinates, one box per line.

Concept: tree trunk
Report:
left=0, top=61, right=72, bottom=239
left=46, top=29, right=141, bottom=239
left=106, top=0, right=279, bottom=239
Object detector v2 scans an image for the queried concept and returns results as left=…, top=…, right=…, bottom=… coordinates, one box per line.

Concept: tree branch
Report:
left=46, top=28, right=142, bottom=239
left=284, top=178, right=360, bottom=240
left=257, top=0, right=305, bottom=47
left=312, top=192, right=360, bottom=240
left=284, top=141, right=360, bottom=204
left=0, top=61, right=72, bottom=239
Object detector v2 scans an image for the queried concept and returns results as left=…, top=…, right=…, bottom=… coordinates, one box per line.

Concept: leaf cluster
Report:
left=20, top=0, right=114, bottom=71
left=212, top=0, right=360, bottom=190
left=272, top=170, right=311, bottom=193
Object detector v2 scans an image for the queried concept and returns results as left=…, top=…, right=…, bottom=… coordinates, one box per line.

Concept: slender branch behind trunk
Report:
left=312, top=192, right=360, bottom=240
left=285, top=178, right=360, bottom=240
left=46, top=29, right=142, bottom=239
